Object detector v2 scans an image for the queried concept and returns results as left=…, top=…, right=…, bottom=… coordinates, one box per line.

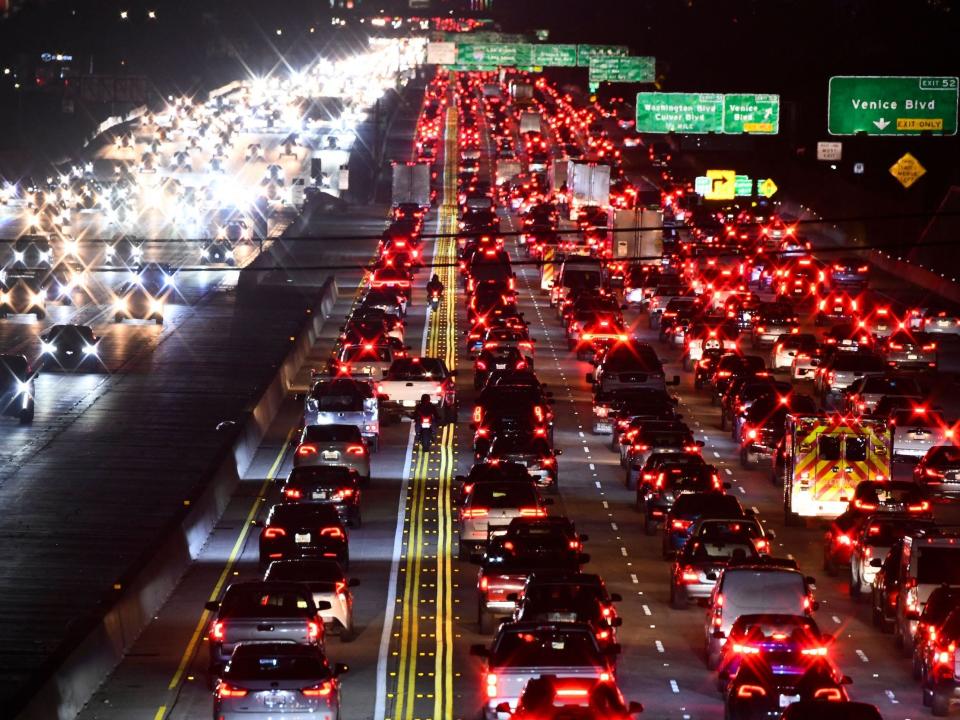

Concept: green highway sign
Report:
left=455, top=43, right=522, bottom=68
left=723, top=94, right=780, bottom=134
left=530, top=44, right=578, bottom=67
left=577, top=44, right=629, bottom=67
left=828, top=76, right=958, bottom=136
left=636, top=92, right=724, bottom=133
left=588, top=56, right=655, bottom=84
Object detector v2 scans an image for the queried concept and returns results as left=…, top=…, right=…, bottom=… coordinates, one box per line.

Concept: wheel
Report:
left=19, top=405, right=34, bottom=425
left=932, top=689, right=951, bottom=717
left=670, top=584, right=687, bottom=610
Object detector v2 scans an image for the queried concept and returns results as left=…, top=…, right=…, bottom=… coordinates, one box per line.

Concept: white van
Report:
left=704, top=563, right=817, bottom=668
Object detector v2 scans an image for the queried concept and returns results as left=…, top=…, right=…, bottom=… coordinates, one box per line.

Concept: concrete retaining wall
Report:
left=16, top=277, right=339, bottom=720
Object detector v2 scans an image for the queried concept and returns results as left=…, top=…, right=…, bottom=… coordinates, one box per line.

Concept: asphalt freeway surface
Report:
left=60, top=70, right=960, bottom=720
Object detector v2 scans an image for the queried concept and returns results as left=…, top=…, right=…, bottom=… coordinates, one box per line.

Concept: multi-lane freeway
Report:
left=3, top=27, right=959, bottom=720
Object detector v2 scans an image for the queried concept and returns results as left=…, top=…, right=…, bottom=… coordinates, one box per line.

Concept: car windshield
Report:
left=265, top=560, right=343, bottom=583
left=303, top=425, right=362, bottom=443
left=492, top=631, right=603, bottom=667
left=686, top=539, right=758, bottom=561
left=672, top=494, right=742, bottom=516
left=861, top=520, right=932, bottom=547
left=49, top=326, right=95, bottom=344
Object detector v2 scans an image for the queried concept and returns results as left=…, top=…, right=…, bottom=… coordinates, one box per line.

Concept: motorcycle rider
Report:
left=426, top=273, right=444, bottom=311
left=414, top=393, right=440, bottom=450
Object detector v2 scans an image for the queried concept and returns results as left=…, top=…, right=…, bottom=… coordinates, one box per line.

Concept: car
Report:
left=503, top=676, right=643, bottom=720
left=332, top=342, right=398, bottom=380
left=305, top=376, right=379, bottom=449
left=200, top=238, right=236, bottom=265
left=459, top=479, right=548, bottom=559
left=294, top=424, right=371, bottom=481
left=263, top=559, right=359, bottom=641
left=716, top=613, right=830, bottom=695
left=475, top=346, right=529, bottom=389
left=738, top=393, right=819, bottom=467
left=513, top=582, right=620, bottom=648
left=470, top=622, right=619, bottom=719
left=205, top=581, right=325, bottom=677
left=875, top=329, right=938, bottom=369
left=849, top=515, right=935, bottom=599
left=669, top=526, right=763, bottom=609
left=814, top=352, right=888, bottom=397
left=890, top=406, right=951, bottom=461
left=0, top=268, right=46, bottom=319
left=751, top=303, right=800, bottom=348
left=914, top=445, right=960, bottom=500
left=112, top=263, right=176, bottom=324
left=663, top=492, right=747, bottom=559
left=705, top=563, right=817, bottom=668
left=377, top=356, right=456, bottom=421
left=39, top=324, right=101, bottom=371
left=895, top=529, right=960, bottom=655
left=481, top=433, right=561, bottom=491
left=636, top=462, right=724, bottom=533
left=725, top=658, right=850, bottom=720
left=790, top=344, right=826, bottom=382
left=771, top=334, right=818, bottom=372
left=814, top=292, right=861, bottom=326
left=913, top=585, right=960, bottom=685
left=829, top=257, right=869, bottom=290
left=709, top=354, right=767, bottom=403
left=214, top=642, right=348, bottom=719
left=723, top=377, right=793, bottom=440
left=624, top=428, right=702, bottom=489
left=257, top=503, right=349, bottom=569
left=921, top=604, right=960, bottom=714
left=842, top=374, right=923, bottom=415
left=279, top=465, right=362, bottom=526
left=0, top=354, right=35, bottom=424
left=922, top=309, right=960, bottom=336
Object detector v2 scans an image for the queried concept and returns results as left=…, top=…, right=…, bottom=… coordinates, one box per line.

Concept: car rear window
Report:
left=225, top=650, right=329, bottom=681
left=673, top=493, right=742, bottom=516
left=303, top=424, right=362, bottom=443
left=388, top=357, right=446, bottom=379
left=220, top=586, right=314, bottom=617
left=492, top=631, right=602, bottom=667
left=470, top=483, right=538, bottom=508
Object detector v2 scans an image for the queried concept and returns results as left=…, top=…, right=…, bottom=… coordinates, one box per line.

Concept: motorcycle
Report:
left=429, top=289, right=441, bottom=312
left=416, top=414, right=435, bottom=450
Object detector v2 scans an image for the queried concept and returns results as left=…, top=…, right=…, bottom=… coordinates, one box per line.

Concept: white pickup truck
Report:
left=376, top=356, right=456, bottom=421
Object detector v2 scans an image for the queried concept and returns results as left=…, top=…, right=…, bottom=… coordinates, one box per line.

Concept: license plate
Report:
left=312, top=490, right=329, bottom=500
left=402, top=399, right=416, bottom=407
left=940, top=320, right=951, bottom=326
left=596, top=422, right=612, bottom=432
left=495, top=363, right=507, bottom=370
left=779, top=694, right=800, bottom=708
left=322, top=451, right=339, bottom=460
left=362, top=366, right=374, bottom=374
left=295, top=533, right=311, bottom=543
left=907, top=354, right=918, bottom=360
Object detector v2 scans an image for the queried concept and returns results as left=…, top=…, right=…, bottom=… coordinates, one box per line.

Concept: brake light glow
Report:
left=320, top=527, right=345, bottom=539
left=301, top=680, right=333, bottom=697
left=813, top=688, right=842, bottom=701
left=732, top=644, right=761, bottom=655
left=296, top=444, right=318, bottom=457
left=211, top=620, right=225, bottom=640
left=486, top=673, right=498, bottom=698
left=264, top=527, right=287, bottom=539
left=307, top=620, right=321, bottom=640
left=216, top=682, right=248, bottom=698
left=737, top=684, right=766, bottom=698
left=462, top=508, right=489, bottom=518
left=346, top=444, right=366, bottom=456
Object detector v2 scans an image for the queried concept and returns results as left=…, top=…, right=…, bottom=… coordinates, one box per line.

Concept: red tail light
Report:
left=486, top=673, right=498, bottom=698
left=802, top=646, right=828, bottom=656
left=737, top=684, right=766, bottom=698
left=216, top=682, right=248, bottom=698
left=296, top=444, right=318, bottom=457
left=335, top=580, right=347, bottom=595
left=671, top=518, right=692, bottom=531
left=346, top=444, right=366, bottom=456
left=519, top=507, right=546, bottom=517
left=211, top=620, right=225, bottom=641
left=813, top=688, right=842, bottom=701
left=732, top=644, right=761, bottom=655
left=533, top=405, right=545, bottom=423
left=264, top=527, right=287, bottom=539
left=320, top=526, right=344, bottom=539
left=462, top=508, right=489, bottom=518
left=681, top=566, right=699, bottom=583
left=307, top=620, right=321, bottom=640
left=301, top=680, right=333, bottom=697
left=284, top=488, right=302, bottom=499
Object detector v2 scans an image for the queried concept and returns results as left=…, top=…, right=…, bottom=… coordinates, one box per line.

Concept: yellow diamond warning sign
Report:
left=758, top=178, right=779, bottom=198
left=889, top=152, right=926, bottom=189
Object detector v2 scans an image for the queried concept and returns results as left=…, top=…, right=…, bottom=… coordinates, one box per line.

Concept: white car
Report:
left=923, top=310, right=960, bottom=335
left=458, top=480, right=546, bottom=560
left=264, top=559, right=358, bottom=641
left=772, top=333, right=818, bottom=371
left=891, top=407, right=951, bottom=460
left=294, top=423, right=371, bottom=481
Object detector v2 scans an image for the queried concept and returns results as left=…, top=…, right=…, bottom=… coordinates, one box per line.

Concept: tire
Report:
left=932, top=689, right=951, bottom=717
left=19, top=406, right=34, bottom=425
left=670, top=584, right=687, bottom=610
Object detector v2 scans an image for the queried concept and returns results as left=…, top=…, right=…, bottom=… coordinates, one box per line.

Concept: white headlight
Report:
left=13, top=250, right=24, bottom=261
left=41, top=342, right=56, bottom=354
left=16, top=380, right=30, bottom=394
left=113, top=298, right=127, bottom=311
left=150, top=299, right=163, bottom=312
left=225, top=249, right=234, bottom=259
left=82, top=344, right=98, bottom=355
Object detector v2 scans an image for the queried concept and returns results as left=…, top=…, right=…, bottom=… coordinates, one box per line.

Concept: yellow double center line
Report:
left=392, top=102, right=458, bottom=720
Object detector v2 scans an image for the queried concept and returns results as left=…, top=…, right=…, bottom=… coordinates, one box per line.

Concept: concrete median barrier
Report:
left=15, top=277, right=339, bottom=720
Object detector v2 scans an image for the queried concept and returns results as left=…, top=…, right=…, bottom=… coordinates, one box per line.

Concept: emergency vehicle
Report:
left=774, top=413, right=891, bottom=525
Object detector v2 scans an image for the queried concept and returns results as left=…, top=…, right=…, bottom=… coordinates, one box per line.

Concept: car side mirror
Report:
left=348, top=578, right=360, bottom=587
left=812, top=600, right=821, bottom=611
left=455, top=475, right=467, bottom=484
left=606, top=643, right=622, bottom=655
left=766, top=529, right=776, bottom=540
left=821, top=633, right=834, bottom=644
left=696, top=440, right=705, bottom=447
left=628, top=701, right=644, bottom=715
left=470, top=644, right=490, bottom=657
left=712, top=629, right=726, bottom=639
left=611, top=617, right=623, bottom=627
left=610, top=593, right=623, bottom=602
left=315, top=600, right=332, bottom=611
left=334, top=662, right=350, bottom=677
left=204, top=600, right=220, bottom=612
left=469, top=552, right=485, bottom=565
left=495, top=702, right=511, bottom=715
